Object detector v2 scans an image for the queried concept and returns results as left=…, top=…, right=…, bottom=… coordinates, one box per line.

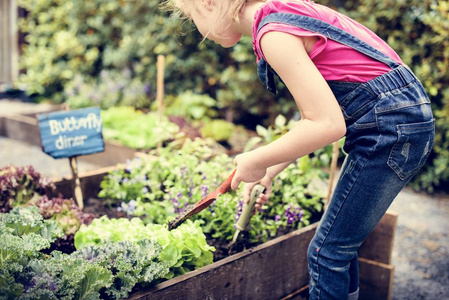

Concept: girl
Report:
left=166, top=0, right=435, bottom=299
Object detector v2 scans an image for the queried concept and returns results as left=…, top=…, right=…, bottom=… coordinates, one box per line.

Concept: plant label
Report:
left=37, top=107, right=104, bottom=158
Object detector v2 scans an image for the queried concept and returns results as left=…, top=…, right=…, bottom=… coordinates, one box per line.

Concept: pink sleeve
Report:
left=255, top=23, right=328, bottom=62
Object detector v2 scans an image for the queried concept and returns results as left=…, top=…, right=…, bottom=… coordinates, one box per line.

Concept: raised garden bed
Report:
left=1, top=106, right=398, bottom=299
left=128, top=212, right=396, bottom=300
left=53, top=168, right=398, bottom=300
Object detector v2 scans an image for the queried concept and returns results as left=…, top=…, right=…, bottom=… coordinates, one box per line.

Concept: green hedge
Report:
left=16, top=0, right=448, bottom=191
left=16, top=0, right=293, bottom=123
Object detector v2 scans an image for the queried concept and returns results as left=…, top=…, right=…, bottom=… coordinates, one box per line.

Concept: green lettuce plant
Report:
left=101, top=106, right=181, bottom=149
left=74, top=216, right=214, bottom=279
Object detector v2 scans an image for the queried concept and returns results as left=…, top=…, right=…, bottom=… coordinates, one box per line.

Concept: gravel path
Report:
left=0, top=136, right=101, bottom=178
left=389, top=188, right=449, bottom=299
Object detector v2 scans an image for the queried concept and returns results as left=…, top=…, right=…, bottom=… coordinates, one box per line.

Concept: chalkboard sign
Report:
left=37, top=107, right=104, bottom=159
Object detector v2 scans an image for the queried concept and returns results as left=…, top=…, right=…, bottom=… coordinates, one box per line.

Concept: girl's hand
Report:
left=242, top=176, right=273, bottom=213
left=231, top=151, right=267, bottom=190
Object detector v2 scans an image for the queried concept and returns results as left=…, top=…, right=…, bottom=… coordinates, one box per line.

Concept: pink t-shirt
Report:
left=252, top=0, right=403, bottom=82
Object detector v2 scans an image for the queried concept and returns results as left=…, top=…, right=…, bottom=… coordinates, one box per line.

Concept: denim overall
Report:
left=256, top=13, right=435, bottom=300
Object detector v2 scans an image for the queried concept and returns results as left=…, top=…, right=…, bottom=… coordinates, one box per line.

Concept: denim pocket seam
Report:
left=387, top=120, right=435, bottom=180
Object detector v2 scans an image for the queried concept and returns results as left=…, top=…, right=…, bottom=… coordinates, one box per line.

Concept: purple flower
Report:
left=179, top=165, right=188, bottom=177
left=172, top=197, right=181, bottom=213
left=188, top=182, right=194, bottom=198
left=117, top=199, right=137, bottom=215
left=234, top=200, right=243, bottom=222
left=201, top=185, right=209, bottom=198
left=284, top=204, right=303, bottom=226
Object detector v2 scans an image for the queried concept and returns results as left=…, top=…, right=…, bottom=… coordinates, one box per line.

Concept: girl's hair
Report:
left=163, top=0, right=263, bottom=37
left=230, top=0, right=252, bottom=21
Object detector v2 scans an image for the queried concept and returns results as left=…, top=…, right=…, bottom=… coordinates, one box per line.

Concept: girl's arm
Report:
left=231, top=32, right=346, bottom=190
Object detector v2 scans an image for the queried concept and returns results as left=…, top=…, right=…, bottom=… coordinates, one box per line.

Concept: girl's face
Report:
left=188, top=0, right=243, bottom=48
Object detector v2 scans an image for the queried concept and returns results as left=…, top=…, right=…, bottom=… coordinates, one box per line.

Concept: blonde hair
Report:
left=163, top=0, right=262, bottom=37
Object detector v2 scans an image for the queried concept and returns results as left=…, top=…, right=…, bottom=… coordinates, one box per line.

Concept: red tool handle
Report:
left=190, top=169, right=236, bottom=212
left=167, top=169, right=236, bottom=230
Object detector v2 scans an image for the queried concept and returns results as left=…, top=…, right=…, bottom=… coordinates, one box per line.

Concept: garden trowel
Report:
left=167, top=169, right=236, bottom=230
left=229, top=184, right=265, bottom=246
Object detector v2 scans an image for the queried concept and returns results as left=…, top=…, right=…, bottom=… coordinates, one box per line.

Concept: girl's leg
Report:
left=307, top=147, right=410, bottom=299
left=307, top=73, right=434, bottom=299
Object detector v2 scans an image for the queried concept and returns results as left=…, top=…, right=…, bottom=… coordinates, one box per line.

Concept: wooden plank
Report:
left=79, top=140, right=136, bottom=167
left=125, top=211, right=396, bottom=300
left=2, top=113, right=41, bottom=146
left=53, top=165, right=121, bottom=199
left=359, top=210, right=398, bottom=264
left=280, top=285, right=309, bottom=300
left=277, top=257, right=394, bottom=300
left=128, top=223, right=318, bottom=300
left=359, top=257, right=394, bottom=300
left=0, top=116, right=5, bottom=136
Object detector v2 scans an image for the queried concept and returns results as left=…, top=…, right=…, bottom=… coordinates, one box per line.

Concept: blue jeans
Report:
left=255, top=13, right=435, bottom=299
left=307, top=66, right=435, bottom=299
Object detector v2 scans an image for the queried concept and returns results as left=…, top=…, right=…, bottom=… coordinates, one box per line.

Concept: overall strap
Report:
left=257, top=13, right=400, bottom=69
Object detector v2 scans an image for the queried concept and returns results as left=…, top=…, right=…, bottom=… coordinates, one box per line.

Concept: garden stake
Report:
left=229, top=184, right=265, bottom=247
left=156, top=55, right=165, bottom=149
left=168, top=169, right=236, bottom=230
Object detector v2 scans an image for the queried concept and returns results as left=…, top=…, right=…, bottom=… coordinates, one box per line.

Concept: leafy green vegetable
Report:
left=0, top=207, right=64, bottom=299
left=100, top=106, right=180, bottom=149
left=73, top=239, right=168, bottom=299
left=22, top=251, right=113, bottom=300
left=0, top=206, right=63, bottom=241
left=0, top=165, right=55, bottom=212
left=165, top=91, right=218, bottom=121
left=74, top=216, right=214, bottom=279
left=200, top=119, right=235, bottom=142
left=36, top=196, right=94, bottom=236
left=1, top=207, right=169, bottom=299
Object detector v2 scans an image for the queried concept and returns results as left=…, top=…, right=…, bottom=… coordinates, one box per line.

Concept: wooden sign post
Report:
left=37, top=107, right=104, bottom=209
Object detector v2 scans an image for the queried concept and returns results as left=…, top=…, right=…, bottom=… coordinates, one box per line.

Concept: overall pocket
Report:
left=387, top=119, right=435, bottom=180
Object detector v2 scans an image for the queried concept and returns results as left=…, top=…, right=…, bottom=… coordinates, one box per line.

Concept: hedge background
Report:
left=14, top=0, right=449, bottom=192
